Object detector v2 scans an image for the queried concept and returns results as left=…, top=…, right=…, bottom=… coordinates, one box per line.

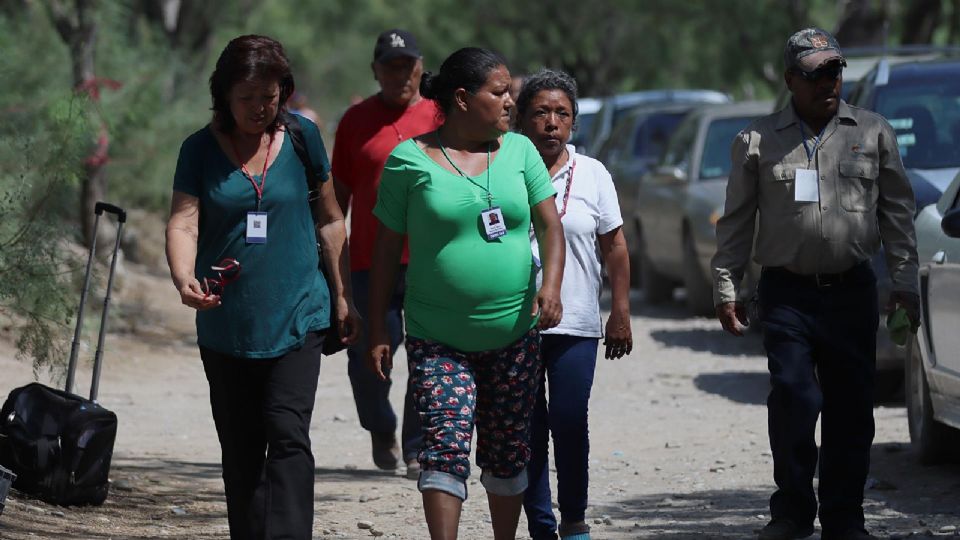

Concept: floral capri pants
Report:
left=406, top=328, right=542, bottom=500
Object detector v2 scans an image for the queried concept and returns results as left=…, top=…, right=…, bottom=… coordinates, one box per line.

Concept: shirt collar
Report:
left=775, top=99, right=857, bottom=131
left=551, top=144, right=577, bottom=182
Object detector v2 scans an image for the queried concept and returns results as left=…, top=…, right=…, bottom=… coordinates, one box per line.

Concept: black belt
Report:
left=762, top=261, right=869, bottom=288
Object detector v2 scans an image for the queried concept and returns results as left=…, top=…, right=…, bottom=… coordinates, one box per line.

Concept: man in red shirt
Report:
left=332, top=29, right=441, bottom=477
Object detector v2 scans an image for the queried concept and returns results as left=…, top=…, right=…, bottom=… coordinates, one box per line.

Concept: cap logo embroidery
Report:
left=810, top=35, right=829, bottom=48
left=390, top=33, right=405, bottom=48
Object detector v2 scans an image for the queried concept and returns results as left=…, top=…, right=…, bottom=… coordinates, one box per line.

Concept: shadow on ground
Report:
left=592, top=488, right=771, bottom=538
left=694, top=371, right=769, bottom=405
left=0, top=458, right=396, bottom=540
left=649, top=327, right=764, bottom=357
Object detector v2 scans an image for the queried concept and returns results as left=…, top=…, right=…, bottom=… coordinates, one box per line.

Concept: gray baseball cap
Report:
left=784, top=27, right=847, bottom=72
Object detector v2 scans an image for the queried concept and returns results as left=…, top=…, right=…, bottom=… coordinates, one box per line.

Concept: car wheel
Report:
left=682, top=232, right=714, bottom=317
left=639, top=233, right=674, bottom=304
left=905, top=333, right=951, bottom=464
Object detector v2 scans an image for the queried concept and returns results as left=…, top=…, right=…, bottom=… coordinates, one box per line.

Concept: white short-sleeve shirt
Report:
left=531, top=145, right=624, bottom=337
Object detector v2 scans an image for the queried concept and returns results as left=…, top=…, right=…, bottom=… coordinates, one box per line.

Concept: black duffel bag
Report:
left=0, top=383, right=117, bottom=506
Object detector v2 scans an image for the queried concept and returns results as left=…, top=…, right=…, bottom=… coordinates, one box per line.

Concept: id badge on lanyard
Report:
left=246, top=212, right=268, bottom=243
left=481, top=206, right=507, bottom=240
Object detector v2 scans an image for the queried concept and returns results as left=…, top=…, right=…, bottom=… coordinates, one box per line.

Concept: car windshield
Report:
left=874, top=75, right=960, bottom=169
left=632, top=112, right=687, bottom=159
left=700, top=116, right=759, bottom=179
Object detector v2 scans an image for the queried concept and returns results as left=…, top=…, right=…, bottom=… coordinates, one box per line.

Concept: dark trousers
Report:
left=346, top=268, right=422, bottom=460
left=200, top=331, right=324, bottom=540
left=758, top=263, right=878, bottom=533
left=524, top=334, right=599, bottom=540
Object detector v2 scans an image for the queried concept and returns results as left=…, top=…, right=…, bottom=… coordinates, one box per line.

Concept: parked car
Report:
left=846, top=56, right=960, bottom=388
left=570, top=97, right=602, bottom=154
left=634, top=101, right=771, bottom=314
left=905, top=171, right=960, bottom=463
left=595, top=102, right=706, bottom=287
left=583, top=89, right=731, bottom=157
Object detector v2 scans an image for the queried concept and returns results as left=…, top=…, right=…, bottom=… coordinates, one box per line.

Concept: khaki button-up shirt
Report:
left=712, top=101, right=919, bottom=305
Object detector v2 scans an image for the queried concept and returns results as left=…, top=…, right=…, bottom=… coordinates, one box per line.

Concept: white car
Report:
left=906, top=171, right=960, bottom=463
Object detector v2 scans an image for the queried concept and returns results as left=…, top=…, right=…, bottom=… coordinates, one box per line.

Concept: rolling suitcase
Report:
left=0, top=202, right=126, bottom=506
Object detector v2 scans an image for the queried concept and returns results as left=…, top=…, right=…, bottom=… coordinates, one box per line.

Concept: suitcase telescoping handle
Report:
left=66, top=201, right=126, bottom=402
left=95, top=202, right=127, bottom=223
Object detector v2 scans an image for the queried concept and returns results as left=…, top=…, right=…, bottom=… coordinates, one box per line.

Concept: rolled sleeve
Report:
left=712, top=129, right=759, bottom=305
left=876, top=121, right=919, bottom=295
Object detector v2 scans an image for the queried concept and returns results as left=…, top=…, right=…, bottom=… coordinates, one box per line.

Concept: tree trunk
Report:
left=45, top=0, right=105, bottom=247
left=902, top=0, right=943, bottom=44
left=834, top=0, right=890, bottom=48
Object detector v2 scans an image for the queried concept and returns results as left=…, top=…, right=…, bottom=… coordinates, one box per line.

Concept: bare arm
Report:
left=165, top=191, right=219, bottom=310
left=313, top=175, right=361, bottom=345
left=598, top=226, right=632, bottom=359
left=367, top=224, right=405, bottom=381
left=531, top=197, right=564, bottom=329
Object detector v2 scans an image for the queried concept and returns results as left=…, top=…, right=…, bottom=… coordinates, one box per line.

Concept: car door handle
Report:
left=932, top=250, right=946, bottom=264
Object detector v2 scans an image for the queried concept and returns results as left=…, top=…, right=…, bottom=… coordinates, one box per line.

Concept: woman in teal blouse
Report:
left=165, top=35, right=359, bottom=539
left=367, top=47, right=566, bottom=540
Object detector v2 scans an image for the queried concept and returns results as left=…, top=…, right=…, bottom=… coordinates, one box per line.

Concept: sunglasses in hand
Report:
left=202, top=258, right=241, bottom=297
left=793, top=64, right=843, bottom=82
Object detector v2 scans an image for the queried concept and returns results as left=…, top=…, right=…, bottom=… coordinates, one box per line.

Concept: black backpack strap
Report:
left=281, top=111, right=325, bottom=224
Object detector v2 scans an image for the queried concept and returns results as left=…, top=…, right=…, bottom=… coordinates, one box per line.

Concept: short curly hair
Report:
left=514, top=68, right=579, bottom=130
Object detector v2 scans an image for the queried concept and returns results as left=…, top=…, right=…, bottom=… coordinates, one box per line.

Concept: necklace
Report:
left=437, top=132, right=493, bottom=208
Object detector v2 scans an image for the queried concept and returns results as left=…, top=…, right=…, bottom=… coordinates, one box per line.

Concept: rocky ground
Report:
left=1, top=262, right=960, bottom=539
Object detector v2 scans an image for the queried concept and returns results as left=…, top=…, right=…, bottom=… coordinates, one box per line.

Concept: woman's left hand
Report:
left=603, top=310, right=633, bottom=359
left=336, top=296, right=362, bottom=346
left=532, top=285, right=562, bottom=329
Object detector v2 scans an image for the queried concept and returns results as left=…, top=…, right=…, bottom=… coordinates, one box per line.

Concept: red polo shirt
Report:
left=332, top=95, right=441, bottom=271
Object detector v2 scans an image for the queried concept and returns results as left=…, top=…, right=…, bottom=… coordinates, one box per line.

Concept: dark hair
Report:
left=209, top=35, right=295, bottom=133
left=514, top=68, right=579, bottom=130
left=419, top=47, right=507, bottom=115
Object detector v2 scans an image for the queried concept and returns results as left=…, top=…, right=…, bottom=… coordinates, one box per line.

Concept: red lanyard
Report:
left=231, top=132, right=275, bottom=210
left=558, top=159, right=576, bottom=219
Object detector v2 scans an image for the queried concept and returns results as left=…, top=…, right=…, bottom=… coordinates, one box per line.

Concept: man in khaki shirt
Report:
left=712, top=28, right=919, bottom=540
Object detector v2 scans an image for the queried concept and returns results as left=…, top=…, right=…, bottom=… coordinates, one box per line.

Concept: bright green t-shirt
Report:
left=374, top=132, right=555, bottom=352
left=172, top=114, right=332, bottom=358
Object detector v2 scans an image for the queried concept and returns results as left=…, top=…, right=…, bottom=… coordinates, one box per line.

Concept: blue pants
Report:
left=758, top=262, right=878, bottom=534
left=346, top=268, right=422, bottom=460
left=523, top=334, right=599, bottom=540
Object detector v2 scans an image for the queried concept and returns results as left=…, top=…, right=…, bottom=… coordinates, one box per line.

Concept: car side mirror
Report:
left=656, top=165, right=687, bottom=182
left=942, top=207, right=960, bottom=238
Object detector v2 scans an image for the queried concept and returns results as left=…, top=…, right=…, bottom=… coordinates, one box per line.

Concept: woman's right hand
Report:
left=366, top=325, right=392, bottom=382
left=177, top=278, right=221, bottom=311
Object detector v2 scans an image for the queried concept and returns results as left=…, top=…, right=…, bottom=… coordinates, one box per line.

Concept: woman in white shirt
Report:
left=517, top=69, right=633, bottom=540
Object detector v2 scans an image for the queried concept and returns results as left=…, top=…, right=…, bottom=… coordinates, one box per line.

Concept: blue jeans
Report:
left=346, top=268, right=422, bottom=460
left=523, top=334, right=599, bottom=539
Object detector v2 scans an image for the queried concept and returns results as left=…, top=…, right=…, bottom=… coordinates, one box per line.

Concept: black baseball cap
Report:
left=373, top=29, right=421, bottom=63
left=784, top=27, right=847, bottom=72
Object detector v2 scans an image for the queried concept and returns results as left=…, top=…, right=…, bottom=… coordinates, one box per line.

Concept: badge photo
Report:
left=481, top=206, right=506, bottom=241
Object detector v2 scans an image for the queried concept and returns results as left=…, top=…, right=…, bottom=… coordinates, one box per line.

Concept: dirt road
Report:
left=1, top=265, right=959, bottom=539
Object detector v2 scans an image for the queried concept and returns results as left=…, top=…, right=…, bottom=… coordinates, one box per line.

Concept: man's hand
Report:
left=888, top=290, right=921, bottom=333
left=716, top=301, right=749, bottom=336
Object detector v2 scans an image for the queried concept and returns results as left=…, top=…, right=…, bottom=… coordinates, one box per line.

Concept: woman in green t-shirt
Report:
left=165, top=35, right=359, bottom=539
left=367, top=47, right=565, bottom=540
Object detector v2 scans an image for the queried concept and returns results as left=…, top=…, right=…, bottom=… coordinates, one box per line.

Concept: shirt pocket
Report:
left=767, top=163, right=803, bottom=213
left=838, top=160, right=879, bottom=212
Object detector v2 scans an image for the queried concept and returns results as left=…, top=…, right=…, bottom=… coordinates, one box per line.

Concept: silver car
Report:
left=905, top=172, right=960, bottom=463
left=635, top=101, right=771, bottom=315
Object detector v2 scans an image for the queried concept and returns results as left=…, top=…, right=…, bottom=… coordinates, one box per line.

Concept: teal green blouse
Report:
left=173, top=114, right=331, bottom=358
